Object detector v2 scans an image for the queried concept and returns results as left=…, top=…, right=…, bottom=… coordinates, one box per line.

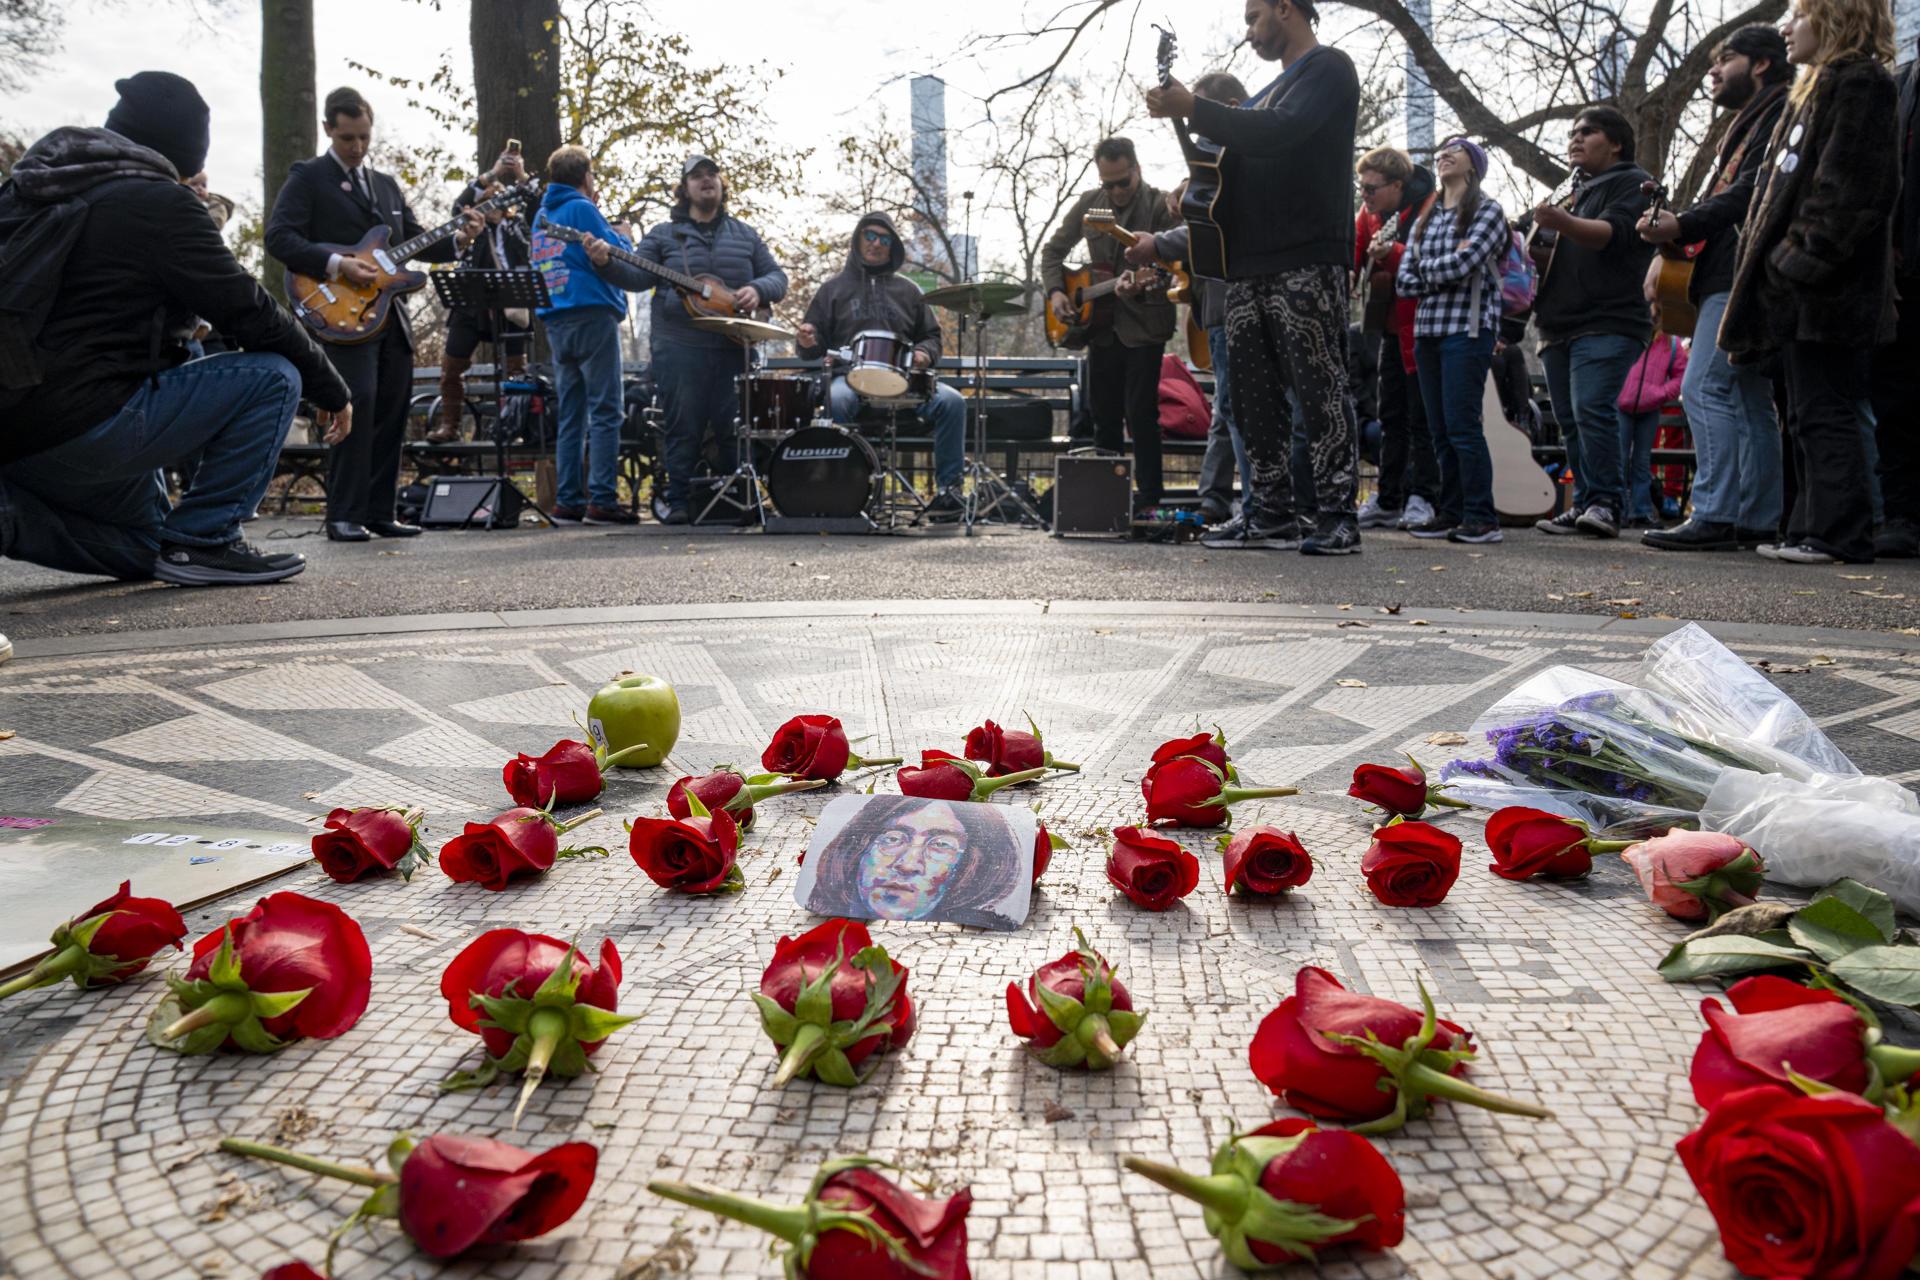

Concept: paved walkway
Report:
left=3, top=605, right=1918, bottom=1278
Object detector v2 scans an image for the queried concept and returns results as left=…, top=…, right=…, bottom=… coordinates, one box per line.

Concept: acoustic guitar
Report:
left=1523, top=173, right=1587, bottom=290
left=1044, top=263, right=1179, bottom=349
left=536, top=219, right=772, bottom=321
left=1082, top=208, right=1192, bottom=305
left=1153, top=27, right=1228, bottom=280
left=1640, top=180, right=1698, bottom=339
left=286, top=178, right=541, bottom=345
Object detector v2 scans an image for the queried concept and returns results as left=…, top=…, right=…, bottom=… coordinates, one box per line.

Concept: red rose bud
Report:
left=312, top=805, right=430, bottom=883
left=1005, top=927, right=1145, bottom=1069
left=1152, top=727, right=1232, bottom=775
left=1347, top=755, right=1470, bottom=819
left=899, top=749, right=1047, bottom=801
left=220, top=1131, right=596, bottom=1261
left=964, top=714, right=1079, bottom=776
left=1678, top=1086, right=1920, bottom=1280
left=1106, top=825, right=1200, bottom=911
left=1690, top=974, right=1920, bottom=1109
left=1142, top=755, right=1296, bottom=828
left=1622, top=829, right=1764, bottom=921
left=440, top=804, right=606, bottom=892
left=1484, top=806, right=1632, bottom=880
left=150, top=892, right=371, bottom=1055
left=262, top=1265, right=324, bottom=1280
left=627, top=790, right=745, bottom=895
left=667, top=768, right=826, bottom=832
left=1361, top=817, right=1462, bottom=907
left=440, top=931, right=634, bottom=1125
left=754, top=919, right=915, bottom=1087
left=502, top=739, right=609, bottom=809
left=1218, top=825, right=1313, bottom=896
left=762, top=714, right=901, bottom=781
left=1033, top=819, right=1067, bottom=885
left=651, top=1157, right=971, bottom=1280
left=1126, top=1116, right=1405, bottom=1268
left=1249, top=966, right=1551, bottom=1135
left=0, top=880, right=187, bottom=1003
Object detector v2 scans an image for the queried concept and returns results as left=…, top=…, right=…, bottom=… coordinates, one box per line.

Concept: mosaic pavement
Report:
left=4, top=610, right=1920, bottom=1280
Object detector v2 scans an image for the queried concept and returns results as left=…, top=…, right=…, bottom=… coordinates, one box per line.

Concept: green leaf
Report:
left=751, top=992, right=800, bottom=1043
left=472, top=990, right=535, bottom=1035
left=1790, top=897, right=1887, bottom=963
left=207, top=928, right=243, bottom=988
left=683, top=787, right=711, bottom=820
left=228, top=1017, right=288, bottom=1054
left=570, top=1005, right=639, bottom=1044
left=248, top=987, right=313, bottom=1020
left=440, top=1057, right=502, bottom=1092
left=1106, top=1009, right=1145, bottom=1048
left=386, top=1133, right=416, bottom=1177
left=1032, top=981, right=1087, bottom=1035
left=1657, top=935, right=1815, bottom=983
left=64, top=910, right=115, bottom=951
left=814, top=1048, right=859, bottom=1087
left=1812, top=879, right=1896, bottom=943
left=1829, top=946, right=1920, bottom=1007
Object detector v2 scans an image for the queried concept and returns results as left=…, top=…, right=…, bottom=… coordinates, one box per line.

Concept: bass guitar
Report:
left=1640, top=180, right=1698, bottom=339
left=1082, top=208, right=1191, bottom=304
left=286, top=178, right=541, bottom=345
left=1153, top=26, right=1227, bottom=280
left=536, top=219, right=772, bottom=321
left=1044, top=263, right=1177, bottom=349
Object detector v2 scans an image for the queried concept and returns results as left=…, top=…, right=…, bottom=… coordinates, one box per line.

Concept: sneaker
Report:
left=1754, top=542, right=1785, bottom=560
left=1448, top=523, right=1504, bottom=544
left=1397, top=494, right=1436, bottom=529
left=1643, top=519, right=1739, bottom=551
left=153, top=539, right=306, bottom=586
left=1575, top=504, right=1619, bottom=539
left=1408, top=517, right=1453, bottom=539
left=1771, top=541, right=1842, bottom=565
left=1536, top=508, right=1579, bottom=535
left=1200, top=514, right=1302, bottom=550
left=924, top=488, right=965, bottom=523
left=549, top=505, right=586, bottom=526
left=1357, top=495, right=1403, bottom=529
left=584, top=504, right=639, bottom=526
left=1300, top=515, right=1362, bottom=556
left=660, top=505, right=691, bottom=526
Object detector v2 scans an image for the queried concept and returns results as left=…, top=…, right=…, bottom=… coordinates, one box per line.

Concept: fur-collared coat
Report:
left=1719, top=54, right=1900, bottom=357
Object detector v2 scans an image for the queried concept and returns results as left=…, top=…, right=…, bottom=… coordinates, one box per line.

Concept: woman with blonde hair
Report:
left=1718, top=0, right=1900, bottom=564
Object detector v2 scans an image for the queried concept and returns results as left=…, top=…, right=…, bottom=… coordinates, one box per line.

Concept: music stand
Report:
left=430, top=268, right=551, bottom=527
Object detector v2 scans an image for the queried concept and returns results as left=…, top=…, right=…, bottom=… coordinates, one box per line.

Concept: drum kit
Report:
left=684, top=279, right=1035, bottom=534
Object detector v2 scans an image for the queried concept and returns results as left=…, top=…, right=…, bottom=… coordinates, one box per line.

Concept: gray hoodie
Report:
left=795, top=211, right=942, bottom=365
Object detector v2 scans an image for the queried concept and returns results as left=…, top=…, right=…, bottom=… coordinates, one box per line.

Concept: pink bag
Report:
left=1617, top=335, right=1688, bottom=412
left=1158, top=355, right=1211, bottom=439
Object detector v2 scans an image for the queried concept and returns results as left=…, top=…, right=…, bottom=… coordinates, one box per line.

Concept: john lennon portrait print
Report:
left=795, top=795, right=1035, bottom=930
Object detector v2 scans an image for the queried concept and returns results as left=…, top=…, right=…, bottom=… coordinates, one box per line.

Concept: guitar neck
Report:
left=546, top=224, right=710, bottom=295
left=388, top=186, right=524, bottom=264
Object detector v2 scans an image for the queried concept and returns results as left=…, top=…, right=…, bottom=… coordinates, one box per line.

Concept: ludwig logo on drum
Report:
left=784, top=447, right=854, bottom=461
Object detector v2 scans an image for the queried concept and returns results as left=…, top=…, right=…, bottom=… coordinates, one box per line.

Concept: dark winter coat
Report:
left=795, top=211, right=942, bottom=365
left=1720, top=55, right=1901, bottom=357
left=631, top=204, right=787, bottom=352
left=1040, top=183, right=1179, bottom=348
left=1674, top=82, right=1789, bottom=302
left=0, top=127, right=349, bottom=465
left=1531, top=160, right=1656, bottom=347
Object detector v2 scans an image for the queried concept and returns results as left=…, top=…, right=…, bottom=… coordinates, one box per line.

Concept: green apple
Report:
left=587, top=673, right=680, bottom=768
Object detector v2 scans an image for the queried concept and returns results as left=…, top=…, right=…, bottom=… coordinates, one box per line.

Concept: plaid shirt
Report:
left=1393, top=197, right=1508, bottom=338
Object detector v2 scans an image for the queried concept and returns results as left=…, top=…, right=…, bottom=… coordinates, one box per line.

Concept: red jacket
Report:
left=1355, top=207, right=1421, bottom=373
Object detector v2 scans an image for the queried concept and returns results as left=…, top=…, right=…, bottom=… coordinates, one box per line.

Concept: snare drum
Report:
left=766, top=423, right=879, bottom=519
left=738, top=374, right=818, bottom=434
left=846, top=330, right=912, bottom=398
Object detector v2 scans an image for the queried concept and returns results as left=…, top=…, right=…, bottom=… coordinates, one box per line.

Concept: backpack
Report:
left=1498, top=230, right=1537, bottom=316
left=0, top=182, right=104, bottom=407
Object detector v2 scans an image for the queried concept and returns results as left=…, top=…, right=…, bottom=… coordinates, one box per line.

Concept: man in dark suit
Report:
left=265, top=86, right=481, bottom=542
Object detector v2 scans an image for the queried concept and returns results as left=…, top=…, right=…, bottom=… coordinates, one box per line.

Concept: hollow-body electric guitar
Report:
left=536, top=219, right=771, bottom=321
left=1153, top=26, right=1227, bottom=280
left=286, top=178, right=541, bottom=345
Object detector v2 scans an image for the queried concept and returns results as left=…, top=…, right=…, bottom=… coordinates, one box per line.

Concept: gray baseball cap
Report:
left=682, top=153, right=720, bottom=176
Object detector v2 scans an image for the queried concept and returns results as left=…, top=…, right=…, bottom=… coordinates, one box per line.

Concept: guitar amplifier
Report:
left=1050, top=450, right=1132, bottom=536
left=419, top=476, right=524, bottom=529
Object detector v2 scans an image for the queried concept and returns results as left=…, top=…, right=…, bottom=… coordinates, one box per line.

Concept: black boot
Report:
left=1642, top=518, right=1739, bottom=551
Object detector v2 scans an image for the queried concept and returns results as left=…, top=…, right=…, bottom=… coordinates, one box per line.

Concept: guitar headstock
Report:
left=1639, top=179, right=1670, bottom=221
left=1152, top=23, right=1178, bottom=87
left=1085, top=207, right=1118, bottom=231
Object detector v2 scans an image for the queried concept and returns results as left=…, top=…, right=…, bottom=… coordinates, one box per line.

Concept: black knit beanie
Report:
left=104, top=71, right=210, bottom=177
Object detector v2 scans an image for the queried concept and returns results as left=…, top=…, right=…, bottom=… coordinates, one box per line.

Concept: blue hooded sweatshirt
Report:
left=531, top=182, right=631, bottom=319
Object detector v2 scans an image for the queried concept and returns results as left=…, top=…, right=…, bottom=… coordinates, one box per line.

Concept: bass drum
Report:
left=767, top=424, right=879, bottom=519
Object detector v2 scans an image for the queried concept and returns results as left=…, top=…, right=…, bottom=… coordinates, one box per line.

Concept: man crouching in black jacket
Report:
left=0, top=72, right=351, bottom=586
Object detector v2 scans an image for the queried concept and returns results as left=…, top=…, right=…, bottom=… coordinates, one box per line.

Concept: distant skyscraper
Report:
left=1405, top=0, right=1435, bottom=158
left=910, top=76, right=956, bottom=275
left=1898, top=0, right=1918, bottom=62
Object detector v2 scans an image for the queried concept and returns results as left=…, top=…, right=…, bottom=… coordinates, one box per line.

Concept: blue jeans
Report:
left=546, top=308, right=624, bottom=511
left=1680, top=291, right=1781, bottom=530
left=1197, top=324, right=1251, bottom=509
left=652, top=340, right=740, bottom=508
left=0, top=352, right=298, bottom=580
left=828, top=377, right=966, bottom=489
left=1540, top=332, right=1639, bottom=514
left=1413, top=329, right=1498, bottom=527
left=1619, top=408, right=1661, bottom=521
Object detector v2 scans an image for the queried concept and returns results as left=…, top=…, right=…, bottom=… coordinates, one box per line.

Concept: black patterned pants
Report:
left=1225, top=265, right=1359, bottom=525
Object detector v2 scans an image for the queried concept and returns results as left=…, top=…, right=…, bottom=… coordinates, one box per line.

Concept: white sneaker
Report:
left=1357, top=496, right=1403, bottom=529
left=0, top=632, right=10, bottom=664
left=1398, top=495, right=1436, bottom=529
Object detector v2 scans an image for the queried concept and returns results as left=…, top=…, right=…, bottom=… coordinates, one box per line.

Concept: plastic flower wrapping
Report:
left=1438, top=624, right=1920, bottom=913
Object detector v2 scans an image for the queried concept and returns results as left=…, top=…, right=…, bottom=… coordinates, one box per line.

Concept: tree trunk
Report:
left=259, top=0, right=315, bottom=299
left=471, top=0, right=563, bottom=179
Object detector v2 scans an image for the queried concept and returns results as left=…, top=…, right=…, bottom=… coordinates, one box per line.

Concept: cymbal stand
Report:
left=958, top=301, right=1045, bottom=533
left=694, top=338, right=767, bottom=527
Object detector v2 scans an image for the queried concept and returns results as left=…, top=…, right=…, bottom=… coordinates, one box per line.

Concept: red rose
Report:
left=651, top=1158, right=971, bottom=1280
left=1622, top=830, right=1763, bottom=921
left=1032, top=820, right=1064, bottom=885
left=762, top=714, right=900, bottom=780
left=1, top=880, right=188, bottom=1003
left=1679, top=1086, right=1920, bottom=1280
left=1125, top=1116, right=1404, bottom=1267
left=261, top=1266, right=324, bottom=1280
left=1361, top=819, right=1462, bottom=907
left=440, top=805, right=603, bottom=892
left=627, top=805, right=743, bottom=894
left=755, top=919, right=915, bottom=1086
left=898, top=749, right=1043, bottom=801
left=155, top=892, right=372, bottom=1054
left=965, top=715, right=1078, bottom=776
left=1151, top=729, right=1230, bottom=773
left=667, top=769, right=824, bottom=832
left=1348, top=761, right=1430, bottom=816
left=312, top=806, right=428, bottom=883
left=1219, top=825, right=1313, bottom=895
left=1105, top=825, right=1200, bottom=911
left=1484, top=806, right=1628, bottom=880
left=1005, top=928, right=1144, bottom=1068
left=1688, top=975, right=1915, bottom=1108
left=502, top=739, right=604, bottom=808
left=1142, top=755, right=1295, bottom=828
left=1249, top=967, right=1548, bottom=1134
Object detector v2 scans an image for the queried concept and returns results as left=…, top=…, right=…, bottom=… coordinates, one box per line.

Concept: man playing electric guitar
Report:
left=1041, top=137, right=1179, bottom=511
left=266, top=86, right=483, bottom=543
left=1636, top=26, right=1793, bottom=553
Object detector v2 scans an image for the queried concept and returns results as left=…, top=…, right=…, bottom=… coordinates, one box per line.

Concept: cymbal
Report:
left=921, top=280, right=1028, bottom=317
left=688, top=314, right=798, bottom=343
